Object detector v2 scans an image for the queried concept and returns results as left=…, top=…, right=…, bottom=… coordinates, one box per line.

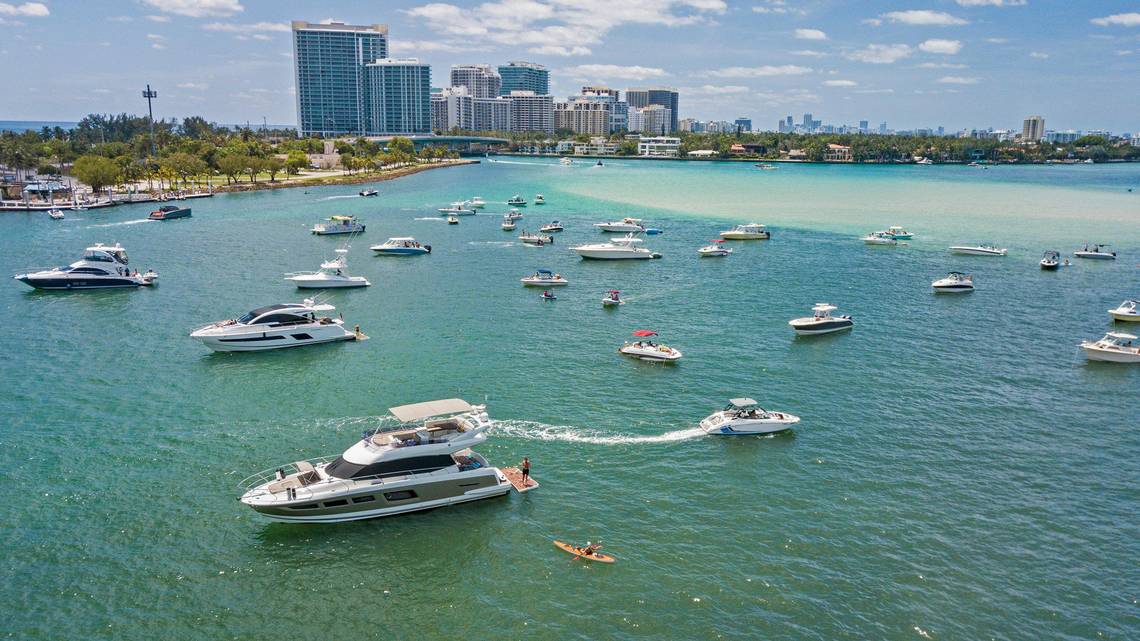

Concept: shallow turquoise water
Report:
left=2, top=160, right=1138, bottom=640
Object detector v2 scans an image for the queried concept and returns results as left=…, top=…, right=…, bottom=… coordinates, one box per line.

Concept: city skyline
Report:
left=1, top=1, right=1138, bottom=131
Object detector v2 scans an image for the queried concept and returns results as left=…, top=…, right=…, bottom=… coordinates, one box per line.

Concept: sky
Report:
left=1, top=0, right=1139, bottom=132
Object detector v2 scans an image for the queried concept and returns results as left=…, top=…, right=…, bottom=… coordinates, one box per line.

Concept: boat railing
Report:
left=237, top=458, right=466, bottom=502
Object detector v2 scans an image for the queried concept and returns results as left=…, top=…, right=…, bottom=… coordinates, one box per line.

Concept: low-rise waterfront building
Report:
left=637, top=136, right=681, bottom=157
left=823, top=144, right=852, bottom=162
left=572, top=137, right=619, bottom=156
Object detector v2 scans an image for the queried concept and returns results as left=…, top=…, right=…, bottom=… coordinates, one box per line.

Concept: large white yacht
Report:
left=312, top=215, right=365, bottom=235
left=788, top=303, right=854, bottom=336
left=238, top=399, right=527, bottom=523
left=593, top=217, right=646, bottom=233
left=719, top=224, right=769, bottom=240
left=13, top=243, right=157, bottom=289
left=190, top=299, right=359, bottom=352
left=285, top=248, right=370, bottom=289
left=573, top=233, right=661, bottom=260
left=1079, top=332, right=1140, bottom=363
left=949, top=244, right=1007, bottom=256
left=699, top=398, right=801, bottom=436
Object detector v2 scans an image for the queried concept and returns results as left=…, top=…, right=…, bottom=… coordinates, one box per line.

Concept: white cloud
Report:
left=177, top=82, right=208, bottom=90
left=93, top=88, right=112, bottom=94
left=918, top=62, right=968, bottom=69
left=528, top=44, right=591, bottom=56
left=754, top=88, right=819, bottom=106
left=862, top=18, right=882, bottom=26
left=752, top=0, right=800, bottom=15
left=252, top=34, right=271, bottom=41
left=823, top=79, right=857, bottom=87
left=985, top=37, right=1009, bottom=43
left=146, top=33, right=165, bottom=40
left=107, top=15, right=132, bottom=22
left=855, top=88, right=894, bottom=94
left=794, top=28, right=827, bottom=40
left=1091, top=13, right=1140, bottom=27
left=790, top=49, right=826, bottom=57
left=1118, top=49, right=1135, bottom=56
left=202, top=21, right=288, bottom=32
left=882, top=10, right=968, bottom=26
left=561, top=64, right=666, bottom=80
left=955, top=0, right=1025, bottom=5
left=919, top=39, right=962, bottom=54
left=937, top=75, right=978, bottom=84
left=390, top=39, right=492, bottom=54
left=151, top=43, right=165, bottom=49
left=1028, top=51, right=1049, bottom=59
left=404, top=0, right=725, bottom=53
left=142, top=0, right=243, bottom=18
left=688, top=84, right=749, bottom=94
left=146, top=15, right=170, bottom=23
left=0, top=2, right=48, bottom=17
left=848, top=44, right=912, bottom=64
left=706, top=64, right=812, bottom=78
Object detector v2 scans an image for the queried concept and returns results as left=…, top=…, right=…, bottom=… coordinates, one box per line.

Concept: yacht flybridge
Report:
left=13, top=243, right=157, bottom=289
left=789, top=303, right=854, bottom=336
left=190, top=299, right=360, bottom=352
left=285, top=248, right=370, bottom=289
left=573, top=233, right=661, bottom=260
left=238, top=399, right=531, bottom=523
left=719, top=224, right=769, bottom=240
left=594, top=217, right=646, bottom=233
left=700, top=398, right=801, bottom=436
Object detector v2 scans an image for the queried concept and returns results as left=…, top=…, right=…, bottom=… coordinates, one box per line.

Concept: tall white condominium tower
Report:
left=507, top=91, right=554, bottom=133
left=450, top=64, right=502, bottom=99
left=292, top=21, right=389, bottom=137
left=364, top=59, right=432, bottom=135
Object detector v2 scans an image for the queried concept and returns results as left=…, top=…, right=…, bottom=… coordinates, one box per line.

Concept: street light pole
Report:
left=142, top=84, right=158, bottom=157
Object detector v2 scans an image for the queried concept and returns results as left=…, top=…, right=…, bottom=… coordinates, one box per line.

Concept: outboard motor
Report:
left=424, top=244, right=432, bottom=253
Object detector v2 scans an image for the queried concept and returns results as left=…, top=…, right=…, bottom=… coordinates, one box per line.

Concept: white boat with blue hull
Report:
left=190, top=299, right=359, bottom=352
left=13, top=243, right=157, bottom=290
left=370, top=237, right=431, bottom=256
left=238, top=399, right=522, bottom=523
left=700, top=398, right=801, bottom=435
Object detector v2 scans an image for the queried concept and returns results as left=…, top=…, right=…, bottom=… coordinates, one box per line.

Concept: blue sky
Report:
left=1, top=0, right=1138, bottom=132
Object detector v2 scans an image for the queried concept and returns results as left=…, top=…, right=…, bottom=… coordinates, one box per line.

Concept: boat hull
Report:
left=313, top=227, right=365, bottom=235
left=1074, top=252, right=1115, bottom=260
left=372, top=248, right=429, bottom=256
left=700, top=414, right=800, bottom=436
left=191, top=324, right=356, bottom=352
left=1040, top=261, right=1059, bottom=270
left=521, top=279, right=568, bottom=287
left=1081, top=345, right=1140, bottom=363
left=289, top=276, right=370, bottom=289
left=14, top=275, right=150, bottom=289
left=719, top=232, right=769, bottom=240
left=574, top=247, right=657, bottom=260
left=1109, top=311, right=1140, bottom=322
left=789, top=319, right=854, bottom=335
left=950, top=247, right=1006, bottom=256
left=149, top=210, right=191, bottom=220
left=595, top=224, right=643, bottom=233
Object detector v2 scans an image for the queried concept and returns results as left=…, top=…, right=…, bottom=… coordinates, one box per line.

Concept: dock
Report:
left=501, top=466, right=539, bottom=492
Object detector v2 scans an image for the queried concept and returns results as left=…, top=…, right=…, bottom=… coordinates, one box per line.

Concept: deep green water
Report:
left=2, top=160, right=1138, bottom=640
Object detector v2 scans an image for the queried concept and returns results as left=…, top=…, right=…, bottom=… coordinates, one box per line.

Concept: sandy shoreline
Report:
left=207, top=159, right=479, bottom=193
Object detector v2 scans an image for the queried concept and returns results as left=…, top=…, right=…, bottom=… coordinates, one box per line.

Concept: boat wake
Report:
left=467, top=241, right=514, bottom=247
left=320, top=195, right=359, bottom=201
left=493, top=420, right=704, bottom=445
left=87, top=219, right=152, bottom=228
left=414, top=216, right=446, bottom=221
left=483, top=159, right=550, bottom=167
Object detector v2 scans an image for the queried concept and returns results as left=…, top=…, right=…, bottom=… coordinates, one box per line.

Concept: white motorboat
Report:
left=789, top=303, right=853, bottom=336
left=573, top=233, right=660, bottom=260
left=507, top=195, right=527, bottom=206
left=1074, top=243, right=1116, bottom=260
left=719, top=224, right=769, bottom=240
left=862, top=231, right=898, bottom=245
left=699, top=398, right=801, bottom=436
left=285, top=248, right=370, bottom=289
left=756, top=163, right=778, bottom=170
left=886, top=226, right=913, bottom=240
left=48, top=209, right=65, bottom=220
left=698, top=240, right=732, bottom=257
left=932, top=271, right=974, bottom=293
left=13, top=243, right=157, bottom=289
left=359, top=189, right=378, bottom=197
left=560, top=157, right=573, bottom=166
left=518, top=230, right=553, bottom=245
left=370, top=237, right=431, bottom=256
left=312, top=215, right=365, bottom=235
left=505, top=209, right=524, bottom=220
left=237, top=399, right=528, bottom=523
left=593, top=217, right=645, bottom=233
left=915, top=158, right=933, bottom=165
left=534, top=194, right=546, bottom=205
left=438, top=203, right=475, bottom=215
left=1079, top=332, right=1140, bottom=363
left=602, top=290, right=624, bottom=306
left=520, top=269, right=568, bottom=287
left=950, top=244, right=1007, bottom=256
left=469, top=196, right=486, bottom=209
left=1109, top=300, right=1140, bottom=322
left=1040, top=250, right=1061, bottom=270
left=619, top=330, right=682, bottom=362
left=447, top=214, right=459, bottom=225
left=539, top=221, right=563, bottom=233
left=501, top=217, right=516, bottom=231
left=190, top=299, right=360, bottom=352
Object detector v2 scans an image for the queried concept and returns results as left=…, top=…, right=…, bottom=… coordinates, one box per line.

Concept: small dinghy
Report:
left=540, top=291, right=557, bottom=301
left=553, top=540, right=615, bottom=563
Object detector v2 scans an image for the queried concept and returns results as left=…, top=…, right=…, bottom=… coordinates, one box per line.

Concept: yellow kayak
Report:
left=553, top=540, right=616, bottom=563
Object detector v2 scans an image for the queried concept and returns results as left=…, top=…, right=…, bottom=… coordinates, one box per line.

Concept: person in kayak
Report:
left=579, top=542, right=601, bottom=556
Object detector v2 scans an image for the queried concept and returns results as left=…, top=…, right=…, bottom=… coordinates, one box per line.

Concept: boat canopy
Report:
left=330, top=215, right=355, bottom=221
left=632, top=330, right=657, bottom=337
left=729, top=397, right=758, bottom=407
left=812, top=303, right=837, bottom=312
left=1106, top=332, right=1138, bottom=341
left=389, top=398, right=473, bottom=423
left=608, top=290, right=620, bottom=294
left=536, top=269, right=553, bottom=275
left=386, top=237, right=416, bottom=242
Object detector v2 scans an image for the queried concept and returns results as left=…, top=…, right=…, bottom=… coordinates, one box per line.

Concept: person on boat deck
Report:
left=521, top=457, right=530, bottom=485
left=336, top=269, right=342, bottom=276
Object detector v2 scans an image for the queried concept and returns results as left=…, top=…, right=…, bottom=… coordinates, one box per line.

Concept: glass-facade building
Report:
left=498, top=61, right=549, bottom=96
left=292, top=21, right=388, bottom=137
left=364, top=59, right=432, bottom=135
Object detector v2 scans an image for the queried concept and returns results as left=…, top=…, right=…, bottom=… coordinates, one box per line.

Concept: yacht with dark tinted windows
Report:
left=189, top=299, right=359, bottom=352
left=238, top=399, right=524, bottom=523
left=13, top=243, right=157, bottom=289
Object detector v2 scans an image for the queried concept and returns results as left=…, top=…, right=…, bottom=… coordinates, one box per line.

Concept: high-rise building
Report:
left=581, top=85, right=620, bottom=99
left=363, top=58, right=431, bottom=135
left=628, top=105, right=672, bottom=135
left=432, top=86, right=473, bottom=131
left=507, top=91, right=553, bottom=133
left=473, top=96, right=512, bottom=132
left=879, top=121, right=888, bottom=135
left=554, top=100, right=611, bottom=135
left=450, top=64, right=501, bottom=99
left=499, top=61, right=548, bottom=96
left=734, top=118, right=752, bottom=133
left=1022, top=115, right=1045, bottom=141
left=626, top=87, right=679, bottom=132
left=567, top=89, right=626, bottom=132
left=802, top=113, right=813, bottom=130
left=859, top=120, right=869, bottom=133
left=292, top=21, right=389, bottom=137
